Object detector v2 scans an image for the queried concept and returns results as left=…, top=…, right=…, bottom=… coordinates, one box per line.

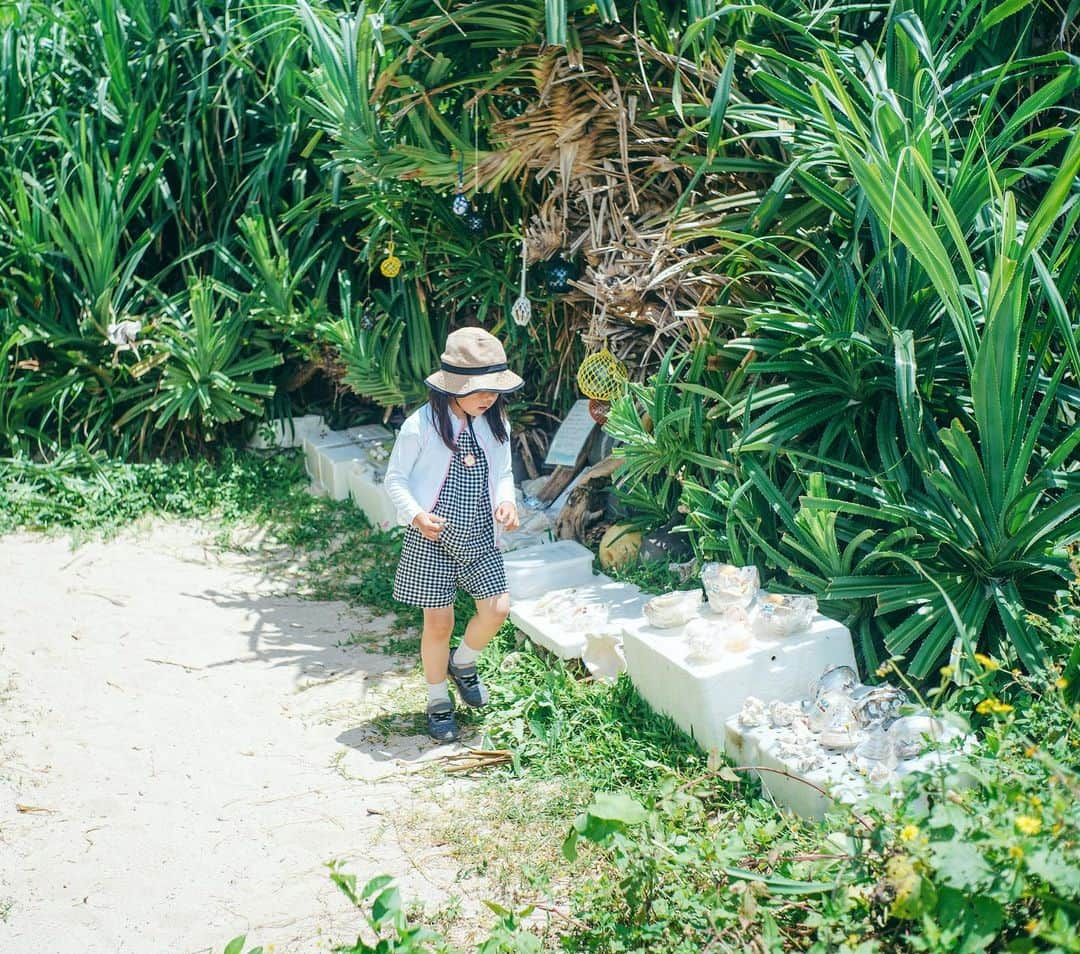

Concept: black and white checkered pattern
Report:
left=393, top=422, right=508, bottom=608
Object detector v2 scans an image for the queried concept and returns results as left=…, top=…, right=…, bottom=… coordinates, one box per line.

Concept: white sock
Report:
left=452, top=642, right=482, bottom=667
left=426, top=680, right=450, bottom=705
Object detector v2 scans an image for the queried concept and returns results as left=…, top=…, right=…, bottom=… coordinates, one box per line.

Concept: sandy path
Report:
left=0, top=523, right=480, bottom=953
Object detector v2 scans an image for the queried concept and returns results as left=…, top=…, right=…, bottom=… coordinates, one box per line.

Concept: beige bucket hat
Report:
left=425, top=327, right=524, bottom=396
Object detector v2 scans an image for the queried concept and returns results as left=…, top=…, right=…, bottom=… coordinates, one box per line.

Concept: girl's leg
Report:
left=460, top=593, right=510, bottom=653
left=421, top=605, right=455, bottom=686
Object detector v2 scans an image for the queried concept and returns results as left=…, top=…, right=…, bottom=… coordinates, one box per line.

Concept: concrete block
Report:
left=249, top=414, right=326, bottom=450
left=315, top=444, right=367, bottom=501
left=621, top=613, right=857, bottom=756
left=510, top=577, right=647, bottom=659
left=502, top=540, right=596, bottom=601
left=347, top=467, right=398, bottom=530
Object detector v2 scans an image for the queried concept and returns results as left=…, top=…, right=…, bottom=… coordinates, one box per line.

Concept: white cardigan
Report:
left=384, top=404, right=516, bottom=529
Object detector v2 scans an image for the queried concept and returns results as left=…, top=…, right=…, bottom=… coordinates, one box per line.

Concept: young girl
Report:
left=384, top=327, right=522, bottom=742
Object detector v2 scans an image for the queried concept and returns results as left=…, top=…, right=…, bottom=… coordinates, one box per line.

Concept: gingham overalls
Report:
left=393, top=420, right=508, bottom=608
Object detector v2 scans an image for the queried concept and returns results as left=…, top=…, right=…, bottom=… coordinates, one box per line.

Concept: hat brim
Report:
left=425, top=368, right=524, bottom=397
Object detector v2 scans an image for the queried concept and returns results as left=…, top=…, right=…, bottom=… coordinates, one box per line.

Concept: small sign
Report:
left=545, top=399, right=596, bottom=468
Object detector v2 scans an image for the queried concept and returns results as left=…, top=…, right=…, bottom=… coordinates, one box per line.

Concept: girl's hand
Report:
left=413, top=512, right=447, bottom=541
left=494, top=502, right=519, bottom=532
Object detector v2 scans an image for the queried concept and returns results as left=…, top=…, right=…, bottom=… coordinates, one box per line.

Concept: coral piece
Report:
left=768, top=700, right=802, bottom=728
left=738, top=695, right=768, bottom=727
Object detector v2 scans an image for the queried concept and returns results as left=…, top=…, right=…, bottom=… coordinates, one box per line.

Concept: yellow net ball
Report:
left=577, top=346, right=628, bottom=401
left=379, top=254, right=402, bottom=278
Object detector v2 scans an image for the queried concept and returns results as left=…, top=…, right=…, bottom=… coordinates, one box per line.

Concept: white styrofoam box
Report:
left=249, top=414, right=326, bottom=450
left=302, top=429, right=354, bottom=480
left=347, top=466, right=398, bottom=530
left=621, top=613, right=857, bottom=756
left=317, top=444, right=367, bottom=500
left=725, top=715, right=972, bottom=820
left=341, top=424, right=394, bottom=444
left=502, top=539, right=596, bottom=600
left=510, top=576, right=647, bottom=659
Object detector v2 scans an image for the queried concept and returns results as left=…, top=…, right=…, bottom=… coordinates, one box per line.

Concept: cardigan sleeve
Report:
left=494, top=426, right=516, bottom=509
left=384, top=413, right=425, bottom=527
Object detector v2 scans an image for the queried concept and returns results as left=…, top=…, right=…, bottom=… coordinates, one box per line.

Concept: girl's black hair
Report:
left=428, top=390, right=510, bottom=450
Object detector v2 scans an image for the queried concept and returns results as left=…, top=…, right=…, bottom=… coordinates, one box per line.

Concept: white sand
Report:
left=0, top=523, right=484, bottom=953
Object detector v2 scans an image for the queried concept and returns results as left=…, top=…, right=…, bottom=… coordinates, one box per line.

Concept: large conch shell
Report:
left=581, top=631, right=626, bottom=683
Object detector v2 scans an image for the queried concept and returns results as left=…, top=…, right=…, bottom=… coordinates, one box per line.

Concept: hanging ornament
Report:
left=451, top=154, right=469, bottom=215
left=577, top=346, right=628, bottom=402
left=465, top=210, right=485, bottom=234
left=588, top=399, right=610, bottom=425
left=379, top=240, right=401, bottom=278
left=546, top=254, right=574, bottom=293
left=511, top=233, right=531, bottom=326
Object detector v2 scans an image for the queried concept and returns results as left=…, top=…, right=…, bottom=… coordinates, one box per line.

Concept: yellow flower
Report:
left=977, top=697, right=1014, bottom=715
left=899, top=824, right=919, bottom=842
left=974, top=653, right=1000, bottom=670
left=1026, top=920, right=1039, bottom=935
left=1025, top=745, right=1038, bottom=757
left=1008, top=845, right=1024, bottom=861
left=1015, top=815, right=1042, bottom=836
left=940, top=665, right=955, bottom=678
left=1056, top=677, right=1068, bottom=689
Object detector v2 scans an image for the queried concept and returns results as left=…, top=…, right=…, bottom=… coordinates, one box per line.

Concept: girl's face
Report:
left=453, top=391, right=499, bottom=417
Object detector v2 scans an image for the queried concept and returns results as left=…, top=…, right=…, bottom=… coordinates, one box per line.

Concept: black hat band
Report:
left=440, top=361, right=508, bottom=375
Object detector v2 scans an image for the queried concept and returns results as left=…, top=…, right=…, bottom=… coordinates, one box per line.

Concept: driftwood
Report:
left=535, top=424, right=599, bottom=504
left=555, top=456, right=622, bottom=542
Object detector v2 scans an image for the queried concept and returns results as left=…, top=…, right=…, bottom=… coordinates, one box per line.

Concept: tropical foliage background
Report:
left=2, top=1, right=1078, bottom=672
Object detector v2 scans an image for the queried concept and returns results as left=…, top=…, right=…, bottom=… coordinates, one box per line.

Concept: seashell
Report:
left=808, top=687, right=854, bottom=732
left=809, top=664, right=859, bottom=701
left=814, top=696, right=861, bottom=750
left=887, top=714, right=946, bottom=760
left=850, top=684, right=908, bottom=727
left=581, top=631, right=626, bottom=683
left=644, top=589, right=703, bottom=629
left=820, top=724, right=862, bottom=751
left=701, top=563, right=759, bottom=612
left=769, top=700, right=802, bottom=728
left=499, top=652, right=524, bottom=673
left=752, top=593, right=817, bottom=638
left=738, top=695, right=768, bottom=726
